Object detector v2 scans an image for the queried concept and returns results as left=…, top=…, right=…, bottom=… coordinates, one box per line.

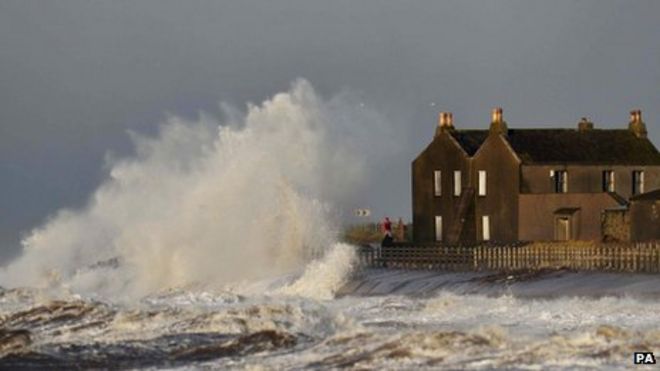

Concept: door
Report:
left=556, top=217, right=570, bottom=241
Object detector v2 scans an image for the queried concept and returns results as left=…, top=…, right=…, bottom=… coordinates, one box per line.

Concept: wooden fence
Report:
left=358, top=241, right=660, bottom=273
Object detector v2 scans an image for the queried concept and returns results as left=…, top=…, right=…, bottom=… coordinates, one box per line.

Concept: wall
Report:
left=472, top=134, right=521, bottom=242
left=521, top=165, right=660, bottom=198
left=631, top=200, right=660, bottom=241
left=602, top=209, right=630, bottom=242
left=412, top=130, right=472, bottom=243
left=518, top=193, right=622, bottom=241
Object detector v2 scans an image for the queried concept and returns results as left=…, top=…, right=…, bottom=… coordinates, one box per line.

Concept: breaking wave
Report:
left=0, top=79, right=395, bottom=299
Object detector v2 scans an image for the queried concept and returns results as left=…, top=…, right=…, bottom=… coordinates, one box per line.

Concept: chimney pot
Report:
left=438, top=112, right=447, bottom=127
left=629, top=109, right=647, bottom=138
left=489, top=107, right=508, bottom=135
left=491, top=107, right=503, bottom=123
left=435, top=111, right=454, bottom=136
left=438, top=111, right=454, bottom=128
left=578, top=117, right=594, bottom=131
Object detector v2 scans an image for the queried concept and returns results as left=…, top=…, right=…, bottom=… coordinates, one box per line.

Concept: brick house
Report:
left=412, top=108, right=660, bottom=244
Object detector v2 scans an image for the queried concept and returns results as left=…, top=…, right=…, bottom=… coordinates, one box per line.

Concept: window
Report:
left=482, top=215, right=490, bottom=241
left=602, top=170, right=615, bottom=192
left=553, top=170, right=568, bottom=193
left=633, top=171, right=645, bottom=195
left=433, top=170, right=442, bottom=196
left=453, top=171, right=462, bottom=196
left=478, top=171, right=487, bottom=196
left=435, top=216, right=443, bottom=242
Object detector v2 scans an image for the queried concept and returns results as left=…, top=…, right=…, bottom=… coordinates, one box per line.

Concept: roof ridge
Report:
left=449, top=128, right=660, bottom=164
left=455, top=128, right=633, bottom=131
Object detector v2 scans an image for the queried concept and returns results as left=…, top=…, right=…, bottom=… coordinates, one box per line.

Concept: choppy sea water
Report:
left=1, top=268, right=659, bottom=370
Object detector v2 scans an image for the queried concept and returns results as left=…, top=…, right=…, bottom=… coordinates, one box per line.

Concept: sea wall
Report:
left=359, top=241, right=660, bottom=273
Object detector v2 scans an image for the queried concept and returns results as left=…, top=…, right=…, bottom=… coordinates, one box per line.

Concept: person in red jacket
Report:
left=382, top=217, right=392, bottom=236
left=381, top=216, right=393, bottom=247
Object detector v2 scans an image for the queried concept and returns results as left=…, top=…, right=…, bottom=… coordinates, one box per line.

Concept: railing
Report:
left=358, top=241, right=660, bottom=273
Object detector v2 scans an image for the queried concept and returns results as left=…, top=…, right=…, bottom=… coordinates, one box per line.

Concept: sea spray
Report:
left=277, top=243, right=358, bottom=300
left=0, top=79, right=397, bottom=299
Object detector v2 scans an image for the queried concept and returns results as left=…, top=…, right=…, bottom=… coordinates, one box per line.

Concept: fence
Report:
left=358, top=241, right=660, bottom=273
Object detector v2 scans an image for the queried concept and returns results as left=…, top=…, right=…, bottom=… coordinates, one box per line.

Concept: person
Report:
left=381, top=216, right=393, bottom=247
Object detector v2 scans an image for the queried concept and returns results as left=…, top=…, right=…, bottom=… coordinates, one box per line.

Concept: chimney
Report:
left=628, top=109, right=647, bottom=138
left=489, top=107, right=508, bottom=135
left=578, top=117, right=594, bottom=132
left=491, top=107, right=502, bottom=123
left=435, top=111, right=454, bottom=136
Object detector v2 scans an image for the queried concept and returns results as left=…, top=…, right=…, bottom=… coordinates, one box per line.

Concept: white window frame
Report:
left=482, top=215, right=490, bottom=241
left=453, top=170, right=462, bottom=196
left=435, top=216, right=443, bottom=242
left=602, top=170, right=615, bottom=193
left=633, top=170, right=645, bottom=195
left=554, top=170, right=568, bottom=193
left=433, top=170, right=442, bottom=196
left=478, top=170, right=487, bottom=196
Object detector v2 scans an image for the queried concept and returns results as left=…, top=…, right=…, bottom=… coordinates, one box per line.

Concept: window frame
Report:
left=433, top=170, right=442, bottom=197
left=435, top=216, right=443, bottom=242
left=602, top=170, right=615, bottom=193
left=553, top=170, right=568, bottom=193
left=478, top=170, right=487, bottom=196
left=482, top=215, right=490, bottom=241
left=453, top=170, right=462, bottom=197
left=632, top=170, right=645, bottom=195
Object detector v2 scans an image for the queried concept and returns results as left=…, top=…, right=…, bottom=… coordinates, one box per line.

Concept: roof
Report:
left=554, top=207, right=581, bottom=215
left=449, top=128, right=660, bottom=165
left=607, top=192, right=629, bottom=206
left=630, top=189, right=660, bottom=201
left=448, top=130, right=488, bottom=156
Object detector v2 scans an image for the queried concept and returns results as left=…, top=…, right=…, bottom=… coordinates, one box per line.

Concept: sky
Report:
left=1, top=1, right=659, bottom=260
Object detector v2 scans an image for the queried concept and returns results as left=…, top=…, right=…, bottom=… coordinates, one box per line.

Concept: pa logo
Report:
left=634, top=352, right=656, bottom=365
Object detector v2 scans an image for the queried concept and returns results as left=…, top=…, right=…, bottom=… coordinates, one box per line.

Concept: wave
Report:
left=2, top=278, right=659, bottom=369
left=0, top=80, right=395, bottom=300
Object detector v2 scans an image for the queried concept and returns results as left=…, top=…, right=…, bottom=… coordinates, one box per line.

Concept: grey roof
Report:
left=630, top=189, right=660, bottom=201
left=450, top=128, right=660, bottom=165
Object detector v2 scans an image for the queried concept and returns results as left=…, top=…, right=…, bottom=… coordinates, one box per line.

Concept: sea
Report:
left=2, top=257, right=660, bottom=370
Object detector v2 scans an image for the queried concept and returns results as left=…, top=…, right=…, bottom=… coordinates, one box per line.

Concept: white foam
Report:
left=0, top=80, right=394, bottom=299
left=277, top=243, right=358, bottom=300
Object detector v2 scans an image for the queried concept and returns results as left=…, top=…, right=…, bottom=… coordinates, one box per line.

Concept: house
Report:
left=412, top=108, right=660, bottom=244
